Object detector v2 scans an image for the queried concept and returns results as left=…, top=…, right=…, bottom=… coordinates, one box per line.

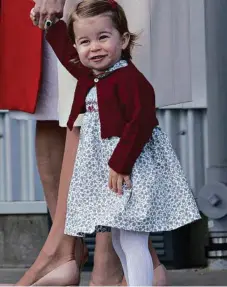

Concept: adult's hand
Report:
left=33, top=0, right=66, bottom=29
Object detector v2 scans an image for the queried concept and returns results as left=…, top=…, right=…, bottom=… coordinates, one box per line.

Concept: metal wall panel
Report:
left=157, top=108, right=208, bottom=197
left=0, top=113, right=46, bottom=214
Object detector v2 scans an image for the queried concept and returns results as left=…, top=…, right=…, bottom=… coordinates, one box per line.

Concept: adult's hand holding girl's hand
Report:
left=109, top=168, right=132, bottom=195
left=32, top=0, right=66, bottom=29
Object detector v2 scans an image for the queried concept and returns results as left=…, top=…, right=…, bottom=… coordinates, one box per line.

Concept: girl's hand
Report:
left=108, top=168, right=132, bottom=195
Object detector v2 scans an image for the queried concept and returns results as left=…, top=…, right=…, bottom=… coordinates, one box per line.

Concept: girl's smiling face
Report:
left=73, top=14, right=130, bottom=75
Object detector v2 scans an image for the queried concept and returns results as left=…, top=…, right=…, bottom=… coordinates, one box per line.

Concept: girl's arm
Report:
left=46, top=20, right=89, bottom=79
left=108, top=78, right=158, bottom=175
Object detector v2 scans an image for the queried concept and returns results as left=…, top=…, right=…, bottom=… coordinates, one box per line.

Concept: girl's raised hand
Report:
left=108, top=168, right=132, bottom=195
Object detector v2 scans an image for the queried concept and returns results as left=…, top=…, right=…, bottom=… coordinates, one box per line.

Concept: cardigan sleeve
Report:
left=46, top=20, right=89, bottom=79
left=108, top=75, right=158, bottom=175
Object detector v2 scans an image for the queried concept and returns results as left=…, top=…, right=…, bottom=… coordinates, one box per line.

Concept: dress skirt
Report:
left=64, top=85, right=201, bottom=236
left=10, top=38, right=59, bottom=121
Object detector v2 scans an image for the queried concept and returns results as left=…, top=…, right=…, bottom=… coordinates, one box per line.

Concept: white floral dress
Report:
left=64, top=60, right=201, bottom=237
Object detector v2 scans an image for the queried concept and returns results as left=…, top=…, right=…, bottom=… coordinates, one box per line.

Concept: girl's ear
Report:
left=121, top=32, right=130, bottom=50
left=73, top=43, right=77, bottom=49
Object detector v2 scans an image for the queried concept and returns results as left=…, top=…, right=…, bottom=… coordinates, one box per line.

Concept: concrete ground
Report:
left=0, top=268, right=227, bottom=286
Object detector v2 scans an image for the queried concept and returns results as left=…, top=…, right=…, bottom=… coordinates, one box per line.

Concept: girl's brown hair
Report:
left=68, top=0, right=137, bottom=61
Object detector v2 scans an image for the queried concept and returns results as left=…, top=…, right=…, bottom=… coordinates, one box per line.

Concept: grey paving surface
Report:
left=0, top=268, right=227, bottom=286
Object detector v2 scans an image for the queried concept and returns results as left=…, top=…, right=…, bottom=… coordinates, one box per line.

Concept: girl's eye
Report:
left=80, top=40, right=89, bottom=45
left=100, top=35, right=109, bottom=41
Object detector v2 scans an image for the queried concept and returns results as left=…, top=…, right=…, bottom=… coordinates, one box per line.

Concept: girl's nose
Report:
left=90, top=41, right=101, bottom=51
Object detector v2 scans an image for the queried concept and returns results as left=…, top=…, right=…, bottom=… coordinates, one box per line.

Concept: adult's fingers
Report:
left=38, top=9, right=48, bottom=29
left=32, top=3, right=41, bottom=25
left=30, top=16, right=39, bottom=26
left=30, top=8, right=35, bottom=17
left=38, top=0, right=65, bottom=29
left=30, top=8, right=39, bottom=26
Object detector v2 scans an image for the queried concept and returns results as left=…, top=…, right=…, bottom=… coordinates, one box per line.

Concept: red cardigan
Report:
left=0, top=0, right=42, bottom=112
left=46, top=20, right=159, bottom=175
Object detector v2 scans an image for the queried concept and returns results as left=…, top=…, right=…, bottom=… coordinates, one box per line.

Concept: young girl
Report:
left=45, top=0, right=201, bottom=285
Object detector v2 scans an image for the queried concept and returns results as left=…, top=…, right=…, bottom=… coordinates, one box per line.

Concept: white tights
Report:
left=112, top=228, right=153, bottom=286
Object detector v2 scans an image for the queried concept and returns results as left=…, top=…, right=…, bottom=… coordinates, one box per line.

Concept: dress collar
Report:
left=94, top=60, right=128, bottom=80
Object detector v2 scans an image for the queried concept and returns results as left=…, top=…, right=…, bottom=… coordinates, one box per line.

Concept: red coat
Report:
left=0, top=0, right=42, bottom=112
left=47, top=20, right=159, bottom=175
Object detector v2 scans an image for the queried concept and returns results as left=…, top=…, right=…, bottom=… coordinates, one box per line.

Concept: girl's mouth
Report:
left=90, top=55, right=107, bottom=62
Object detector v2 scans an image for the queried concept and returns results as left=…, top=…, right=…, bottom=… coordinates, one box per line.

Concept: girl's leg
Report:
left=16, top=126, right=83, bottom=286
left=111, top=228, right=129, bottom=285
left=121, top=239, right=167, bottom=286
left=120, top=229, right=153, bottom=286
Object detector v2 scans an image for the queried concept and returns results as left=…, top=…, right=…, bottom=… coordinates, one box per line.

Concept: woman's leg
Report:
left=149, top=238, right=161, bottom=269
left=35, top=126, right=82, bottom=259
left=35, top=121, right=66, bottom=219
left=16, top=126, right=82, bottom=286
left=149, top=239, right=168, bottom=286
left=119, top=230, right=153, bottom=286
left=90, top=232, right=124, bottom=286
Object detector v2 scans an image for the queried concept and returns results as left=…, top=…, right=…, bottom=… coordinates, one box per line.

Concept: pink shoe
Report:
left=153, top=264, right=168, bottom=286
left=33, top=239, right=88, bottom=286
left=33, top=260, right=79, bottom=286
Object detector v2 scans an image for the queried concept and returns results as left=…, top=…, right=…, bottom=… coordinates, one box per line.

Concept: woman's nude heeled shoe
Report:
left=153, top=264, right=168, bottom=286
left=33, top=260, right=79, bottom=286
left=33, top=239, right=89, bottom=286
